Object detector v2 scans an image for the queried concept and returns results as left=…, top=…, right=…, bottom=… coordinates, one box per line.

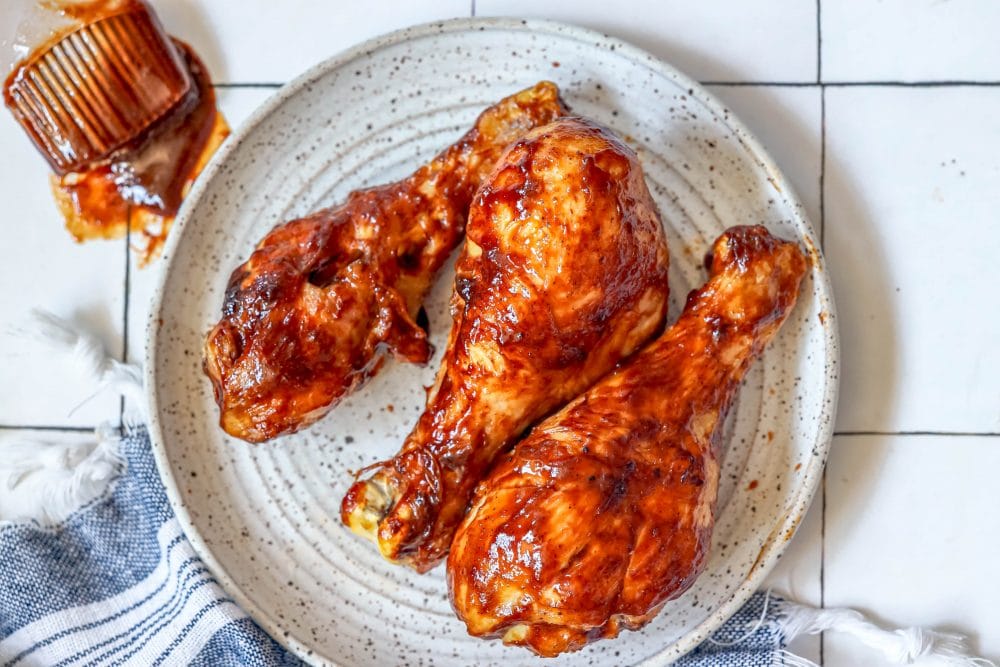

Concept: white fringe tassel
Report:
left=0, top=310, right=145, bottom=525
left=0, top=425, right=124, bottom=526
left=21, top=309, right=146, bottom=426
left=774, top=598, right=995, bottom=666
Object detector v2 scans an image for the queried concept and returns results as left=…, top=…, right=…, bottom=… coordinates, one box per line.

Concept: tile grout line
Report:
left=835, top=430, right=1000, bottom=437
left=212, top=82, right=283, bottom=89
left=820, top=463, right=827, bottom=663
left=825, top=79, right=1000, bottom=87
left=0, top=425, right=98, bottom=433
left=677, top=80, right=1000, bottom=88
left=819, top=87, right=826, bottom=249
left=816, top=0, right=823, bottom=84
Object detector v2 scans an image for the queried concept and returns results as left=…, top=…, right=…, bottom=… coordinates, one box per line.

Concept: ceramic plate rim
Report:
left=146, top=16, right=840, bottom=665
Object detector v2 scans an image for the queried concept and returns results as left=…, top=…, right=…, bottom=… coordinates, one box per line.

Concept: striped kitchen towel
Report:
left=0, top=427, right=299, bottom=667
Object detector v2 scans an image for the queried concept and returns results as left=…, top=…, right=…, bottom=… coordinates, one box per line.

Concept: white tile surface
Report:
left=0, top=112, right=124, bottom=428
left=706, top=86, right=822, bottom=225
left=825, top=86, right=1000, bottom=434
left=824, top=434, right=1000, bottom=664
left=475, top=0, right=818, bottom=83
left=822, top=0, right=1000, bottom=82
left=150, top=0, right=471, bottom=84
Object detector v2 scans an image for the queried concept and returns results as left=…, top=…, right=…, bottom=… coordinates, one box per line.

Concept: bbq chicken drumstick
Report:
left=203, top=82, right=566, bottom=442
left=448, top=225, right=807, bottom=657
left=342, top=116, right=671, bottom=571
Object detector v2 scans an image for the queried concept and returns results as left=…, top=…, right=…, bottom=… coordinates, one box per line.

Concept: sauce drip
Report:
left=48, top=40, right=228, bottom=263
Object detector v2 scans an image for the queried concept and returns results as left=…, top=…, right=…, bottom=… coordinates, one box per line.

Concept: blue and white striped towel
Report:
left=0, top=427, right=811, bottom=667
left=0, top=427, right=300, bottom=667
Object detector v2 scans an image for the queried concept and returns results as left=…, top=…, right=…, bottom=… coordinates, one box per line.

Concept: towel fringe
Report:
left=0, top=425, right=124, bottom=525
left=1, top=310, right=145, bottom=525
left=773, top=598, right=995, bottom=666
left=22, top=309, right=146, bottom=424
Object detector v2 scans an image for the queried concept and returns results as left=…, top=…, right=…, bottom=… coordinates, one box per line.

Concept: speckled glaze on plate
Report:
left=147, top=18, right=839, bottom=667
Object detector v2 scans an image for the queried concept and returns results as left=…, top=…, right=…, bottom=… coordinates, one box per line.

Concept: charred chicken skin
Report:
left=341, top=116, right=671, bottom=572
left=203, top=82, right=567, bottom=442
left=447, top=225, right=807, bottom=657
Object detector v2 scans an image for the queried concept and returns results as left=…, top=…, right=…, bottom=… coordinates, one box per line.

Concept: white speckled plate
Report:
left=147, top=18, right=838, bottom=667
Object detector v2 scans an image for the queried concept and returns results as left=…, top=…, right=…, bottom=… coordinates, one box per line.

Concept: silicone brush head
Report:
left=3, top=1, right=191, bottom=174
